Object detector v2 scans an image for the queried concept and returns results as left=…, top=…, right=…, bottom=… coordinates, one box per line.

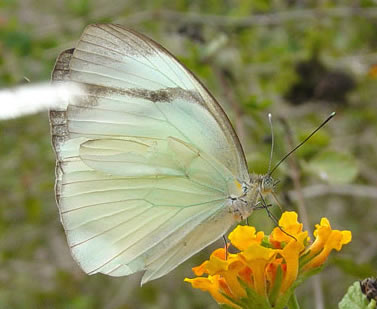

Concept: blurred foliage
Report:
left=1, top=0, right=377, bottom=308
left=308, top=151, right=358, bottom=184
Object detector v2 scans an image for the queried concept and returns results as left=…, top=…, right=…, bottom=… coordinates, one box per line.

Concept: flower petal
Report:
left=270, top=212, right=307, bottom=245
left=240, top=243, right=277, bottom=296
left=228, top=225, right=264, bottom=251
left=304, top=229, right=352, bottom=270
left=184, top=276, right=240, bottom=308
left=192, top=261, right=208, bottom=276
left=279, top=233, right=306, bottom=293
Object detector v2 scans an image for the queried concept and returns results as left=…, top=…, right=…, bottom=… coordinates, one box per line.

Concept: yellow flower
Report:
left=279, top=232, right=307, bottom=293
left=269, top=211, right=308, bottom=248
left=185, top=211, right=352, bottom=309
left=369, top=64, right=377, bottom=78
left=192, top=247, right=227, bottom=276
left=191, top=247, right=248, bottom=298
left=240, top=243, right=277, bottom=296
left=228, top=225, right=264, bottom=251
left=207, top=253, right=247, bottom=298
left=184, top=275, right=240, bottom=308
left=303, top=218, right=352, bottom=270
left=266, top=257, right=284, bottom=290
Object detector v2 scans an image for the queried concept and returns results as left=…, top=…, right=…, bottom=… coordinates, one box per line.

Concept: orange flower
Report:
left=240, top=243, right=277, bottom=296
left=184, top=275, right=240, bottom=308
left=266, top=258, right=284, bottom=288
left=279, top=232, right=307, bottom=293
left=303, top=218, right=352, bottom=270
left=192, top=247, right=248, bottom=298
left=185, top=211, right=352, bottom=309
left=228, top=225, right=264, bottom=251
left=269, top=212, right=309, bottom=248
left=368, top=64, right=377, bottom=78
left=206, top=252, right=247, bottom=298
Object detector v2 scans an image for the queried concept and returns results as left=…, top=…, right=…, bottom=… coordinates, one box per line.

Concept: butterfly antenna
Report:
left=269, top=112, right=336, bottom=176
left=267, top=113, right=274, bottom=175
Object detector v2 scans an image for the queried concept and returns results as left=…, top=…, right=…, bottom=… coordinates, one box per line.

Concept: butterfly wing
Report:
left=50, top=24, right=248, bottom=283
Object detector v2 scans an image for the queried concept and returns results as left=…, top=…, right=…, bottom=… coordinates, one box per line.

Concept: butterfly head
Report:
left=260, top=174, right=278, bottom=194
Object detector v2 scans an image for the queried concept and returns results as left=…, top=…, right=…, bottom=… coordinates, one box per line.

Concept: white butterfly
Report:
left=50, top=24, right=276, bottom=285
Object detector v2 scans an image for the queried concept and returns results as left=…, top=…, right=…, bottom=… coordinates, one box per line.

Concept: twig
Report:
left=288, top=184, right=377, bottom=200
left=280, top=117, right=324, bottom=309
left=213, top=67, right=247, bottom=147
left=279, top=118, right=310, bottom=230
left=359, top=163, right=377, bottom=184
left=116, top=8, right=377, bottom=28
left=26, top=6, right=377, bottom=39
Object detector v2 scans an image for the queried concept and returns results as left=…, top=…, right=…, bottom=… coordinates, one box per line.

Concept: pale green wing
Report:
left=140, top=210, right=234, bottom=284
left=66, top=24, right=248, bottom=180
left=50, top=24, right=248, bottom=283
left=57, top=136, right=236, bottom=281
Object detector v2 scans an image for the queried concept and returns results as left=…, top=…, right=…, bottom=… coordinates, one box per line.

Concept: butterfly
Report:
left=49, top=24, right=277, bottom=285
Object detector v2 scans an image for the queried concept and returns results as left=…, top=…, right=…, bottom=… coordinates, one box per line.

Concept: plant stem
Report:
left=287, top=293, right=300, bottom=309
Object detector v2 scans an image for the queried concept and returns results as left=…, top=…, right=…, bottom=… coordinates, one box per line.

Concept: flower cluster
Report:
left=185, top=212, right=352, bottom=309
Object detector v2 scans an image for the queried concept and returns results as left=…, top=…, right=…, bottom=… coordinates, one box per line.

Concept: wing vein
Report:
left=61, top=198, right=144, bottom=214
left=86, top=211, right=173, bottom=274
left=78, top=37, right=169, bottom=78
left=70, top=204, right=154, bottom=248
left=133, top=29, right=191, bottom=91
left=70, top=67, right=165, bottom=89
left=72, top=53, right=168, bottom=89
left=65, top=204, right=142, bottom=231
left=105, top=24, right=183, bottom=89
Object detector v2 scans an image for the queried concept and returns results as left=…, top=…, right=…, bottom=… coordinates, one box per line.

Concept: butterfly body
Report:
left=228, top=174, right=276, bottom=221
left=50, top=24, right=269, bottom=284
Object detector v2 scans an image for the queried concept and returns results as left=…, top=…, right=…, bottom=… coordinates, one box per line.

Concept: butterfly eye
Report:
left=262, top=176, right=275, bottom=192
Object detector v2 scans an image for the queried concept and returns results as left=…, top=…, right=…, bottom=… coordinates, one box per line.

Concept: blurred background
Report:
left=1, top=1, right=377, bottom=308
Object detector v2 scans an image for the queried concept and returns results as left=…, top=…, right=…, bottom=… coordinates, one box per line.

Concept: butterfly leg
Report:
left=223, top=235, right=228, bottom=260
left=246, top=202, right=273, bottom=225
left=252, top=201, right=273, bottom=210
left=258, top=190, right=297, bottom=241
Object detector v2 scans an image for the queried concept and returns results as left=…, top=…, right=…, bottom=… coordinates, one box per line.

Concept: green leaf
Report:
left=287, top=293, right=301, bottom=309
left=339, top=281, right=377, bottom=309
left=65, top=0, right=90, bottom=15
left=235, top=279, right=273, bottom=309
left=269, top=265, right=283, bottom=306
left=0, top=30, right=31, bottom=56
left=307, top=151, right=358, bottom=184
left=243, top=95, right=273, bottom=111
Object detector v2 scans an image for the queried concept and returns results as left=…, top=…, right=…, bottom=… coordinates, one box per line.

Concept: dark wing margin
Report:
left=49, top=48, right=74, bottom=206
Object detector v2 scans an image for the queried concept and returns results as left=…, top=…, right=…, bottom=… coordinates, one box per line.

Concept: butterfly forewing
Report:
left=50, top=24, right=248, bottom=283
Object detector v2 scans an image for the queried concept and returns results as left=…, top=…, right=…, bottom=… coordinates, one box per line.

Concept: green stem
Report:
left=287, top=292, right=300, bottom=309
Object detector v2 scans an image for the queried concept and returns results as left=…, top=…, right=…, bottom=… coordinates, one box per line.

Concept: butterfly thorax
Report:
left=228, top=174, right=276, bottom=222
